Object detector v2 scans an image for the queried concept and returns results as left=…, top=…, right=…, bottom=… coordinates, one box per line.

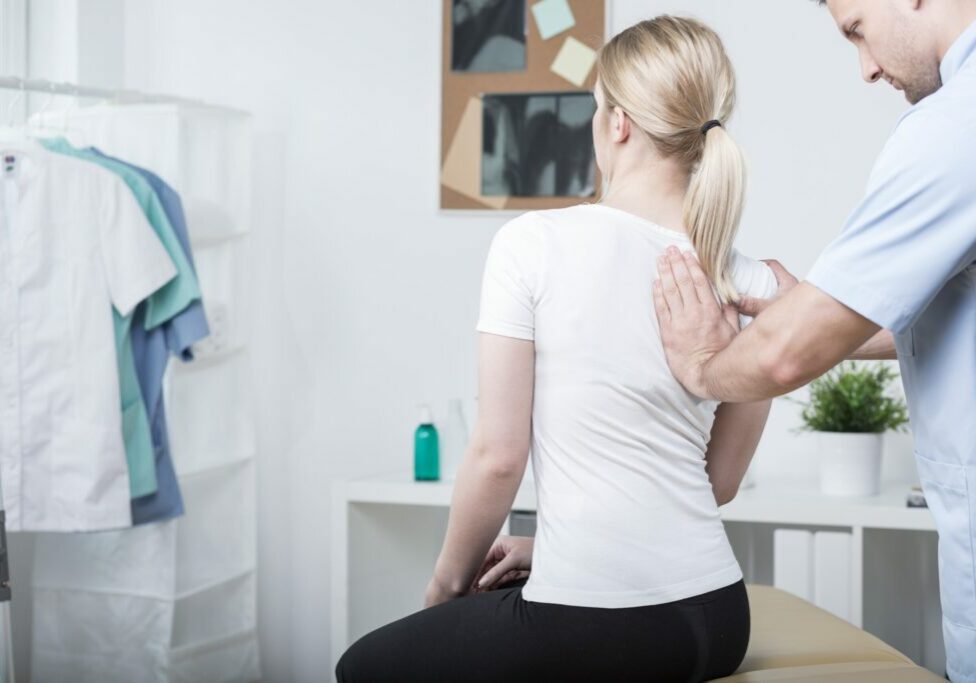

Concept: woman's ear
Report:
left=612, top=106, right=631, bottom=144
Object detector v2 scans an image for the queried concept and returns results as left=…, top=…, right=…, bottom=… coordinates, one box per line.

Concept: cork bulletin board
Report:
left=440, top=0, right=607, bottom=211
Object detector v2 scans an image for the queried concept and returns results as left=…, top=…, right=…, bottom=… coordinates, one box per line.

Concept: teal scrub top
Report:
left=41, top=138, right=202, bottom=499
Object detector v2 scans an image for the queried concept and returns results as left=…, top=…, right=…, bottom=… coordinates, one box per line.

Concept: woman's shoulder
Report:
left=491, top=205, right=583, bottom=247
left=728, top=248, right=778, bottom=302
left=494, top=204, right=601, bottom=240
left=499, top=205, right=585, bottom=228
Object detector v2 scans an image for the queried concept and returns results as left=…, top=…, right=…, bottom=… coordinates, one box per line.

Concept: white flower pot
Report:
left=818, top=431, right=883, bottom=497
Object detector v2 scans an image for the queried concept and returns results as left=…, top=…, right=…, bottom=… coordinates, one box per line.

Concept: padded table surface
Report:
left=714, top=585, right=943, bottom=682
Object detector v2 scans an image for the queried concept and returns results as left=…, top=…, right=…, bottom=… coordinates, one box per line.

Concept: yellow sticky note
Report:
left=550, top=36, right=597, bottom=87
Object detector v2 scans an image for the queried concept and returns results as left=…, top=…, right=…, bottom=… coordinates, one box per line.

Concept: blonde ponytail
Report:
left=596, top=16, right=746, bottom=303
left=683, top=123, right=746, bottom=303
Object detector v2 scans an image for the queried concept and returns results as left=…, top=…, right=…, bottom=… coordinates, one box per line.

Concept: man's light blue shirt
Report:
left=807, top=20, right=976, bottom=683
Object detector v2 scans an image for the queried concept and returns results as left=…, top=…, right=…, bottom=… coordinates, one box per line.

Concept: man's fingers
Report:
left=682, top=251, right=714, bottom=305
left=666, top=249, right=700, bottom=304
left=760, top=259, right=799, bottom=289
left=761, top=259, right=790, bottom=284
left=735, top=295, right=768, bottom=317
left=657, top=253, right=684, bottom=312
left=737, top=259, right=796, bottom=317
left=653, top=279, right=670, bottom=323
left=722, top=303, right=741, bottom=333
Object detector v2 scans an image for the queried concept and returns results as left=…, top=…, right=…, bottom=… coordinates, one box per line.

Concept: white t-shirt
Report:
left=476, top=203, right=777, bottom=608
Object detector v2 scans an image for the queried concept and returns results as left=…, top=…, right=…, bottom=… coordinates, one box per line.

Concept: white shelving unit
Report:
left=157, top=105, right=261, bottom=682
left=331, top=472, right=945, bottom=676
left=28, top=103, right=260, bottom=683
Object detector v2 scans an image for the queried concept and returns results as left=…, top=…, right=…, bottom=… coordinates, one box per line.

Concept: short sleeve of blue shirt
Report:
left=806, top=108, right=976, bottom=334
left=152, top=181, right=209, bottom=360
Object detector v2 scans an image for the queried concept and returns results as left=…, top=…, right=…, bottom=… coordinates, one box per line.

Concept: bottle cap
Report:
left=418, top=404, right=434, bottom=426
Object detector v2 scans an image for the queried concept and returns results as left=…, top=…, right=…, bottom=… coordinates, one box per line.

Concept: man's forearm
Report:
left=432, top=446, right=525, bottom=595
left=700, top=284, right=880, bottom=402
left=848, top=330, right=897, bottom=360
left=700, top=320, right=796, bottom=402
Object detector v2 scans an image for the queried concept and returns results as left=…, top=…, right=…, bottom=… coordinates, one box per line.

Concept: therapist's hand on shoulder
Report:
left=653, top=247, right=741, bottom=399
left=736, top=260, right=799, bottom=317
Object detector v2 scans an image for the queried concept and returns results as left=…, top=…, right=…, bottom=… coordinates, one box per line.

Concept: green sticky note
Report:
left=551, top=36, right=597, bottom=87
left=532, top=0, right=575, bottom=40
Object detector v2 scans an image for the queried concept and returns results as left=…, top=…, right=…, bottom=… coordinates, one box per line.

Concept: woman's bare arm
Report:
left=704, top=400, right=772, bottom=506
left=426, top=333, right=534, bottom=604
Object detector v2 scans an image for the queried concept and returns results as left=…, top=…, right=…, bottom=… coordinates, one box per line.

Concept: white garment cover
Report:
left=27, top=104, right=260, bottom=683
left=31, top=460, right=260, bottom=683
left=0, top=142, right=175, bottom=532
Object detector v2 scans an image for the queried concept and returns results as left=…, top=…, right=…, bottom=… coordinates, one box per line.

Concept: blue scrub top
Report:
left=807, top=21, right=976, bottom=683
left=89, top=149, right=211, bottom=525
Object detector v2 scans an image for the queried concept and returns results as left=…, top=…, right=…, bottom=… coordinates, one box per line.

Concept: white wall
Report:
left=22, top=2, right=917, bottom=681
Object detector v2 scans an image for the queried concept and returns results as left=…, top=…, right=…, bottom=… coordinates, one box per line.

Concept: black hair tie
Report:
left=700, top=119, right=722, bottom=136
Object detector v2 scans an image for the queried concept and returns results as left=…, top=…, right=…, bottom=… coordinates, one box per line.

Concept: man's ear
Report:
left=612, top=106, right=631, bottom=143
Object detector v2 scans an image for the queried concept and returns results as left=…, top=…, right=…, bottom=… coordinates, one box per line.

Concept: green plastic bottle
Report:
left=414, top=404, right=440, bottom=481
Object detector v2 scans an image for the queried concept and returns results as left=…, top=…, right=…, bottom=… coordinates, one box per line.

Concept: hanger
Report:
left=0, top=81, right=31, bottom=146
left=24, top=82, right=89, bottom=148
left=33, top=83, right=56, bottom=127
left=25, top=82, right=58, bottom=139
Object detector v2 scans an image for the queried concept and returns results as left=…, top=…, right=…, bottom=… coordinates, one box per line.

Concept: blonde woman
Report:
left=337, top=16, right=777, bottom=682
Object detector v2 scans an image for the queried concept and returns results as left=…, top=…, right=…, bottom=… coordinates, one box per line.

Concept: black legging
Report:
left=335, top=577, right=750, bottom=682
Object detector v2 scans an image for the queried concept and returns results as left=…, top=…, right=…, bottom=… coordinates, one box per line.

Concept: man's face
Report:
left=826, top=0, right=942, bottom=104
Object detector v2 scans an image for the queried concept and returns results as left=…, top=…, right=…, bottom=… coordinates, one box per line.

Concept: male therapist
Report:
left=651, top=1, right=976, bottom=681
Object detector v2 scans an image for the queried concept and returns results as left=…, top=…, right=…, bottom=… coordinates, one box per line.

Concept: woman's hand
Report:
left=422, top=535, right=533, bottom=608
left=424, top=575, right=463, bottom=609
left=471, top=535, right=534, bottom=592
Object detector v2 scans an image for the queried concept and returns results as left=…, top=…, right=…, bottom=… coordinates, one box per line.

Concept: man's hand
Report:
left=735, top=259, right=896, bottom=360
left=736, top=260, right=799, bottom=317
left=652, top=247, right=741, bottom=399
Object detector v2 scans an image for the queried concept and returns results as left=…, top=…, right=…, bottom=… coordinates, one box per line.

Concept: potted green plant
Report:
left=793, top=362, right=909, bottom=497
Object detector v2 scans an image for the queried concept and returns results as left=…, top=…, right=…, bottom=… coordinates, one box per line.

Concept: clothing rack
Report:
left=0, top=74, right=221, bottom=617
left=0, top=76, right=246, bottom=114
left=0, top=79, right=251, bottom=682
